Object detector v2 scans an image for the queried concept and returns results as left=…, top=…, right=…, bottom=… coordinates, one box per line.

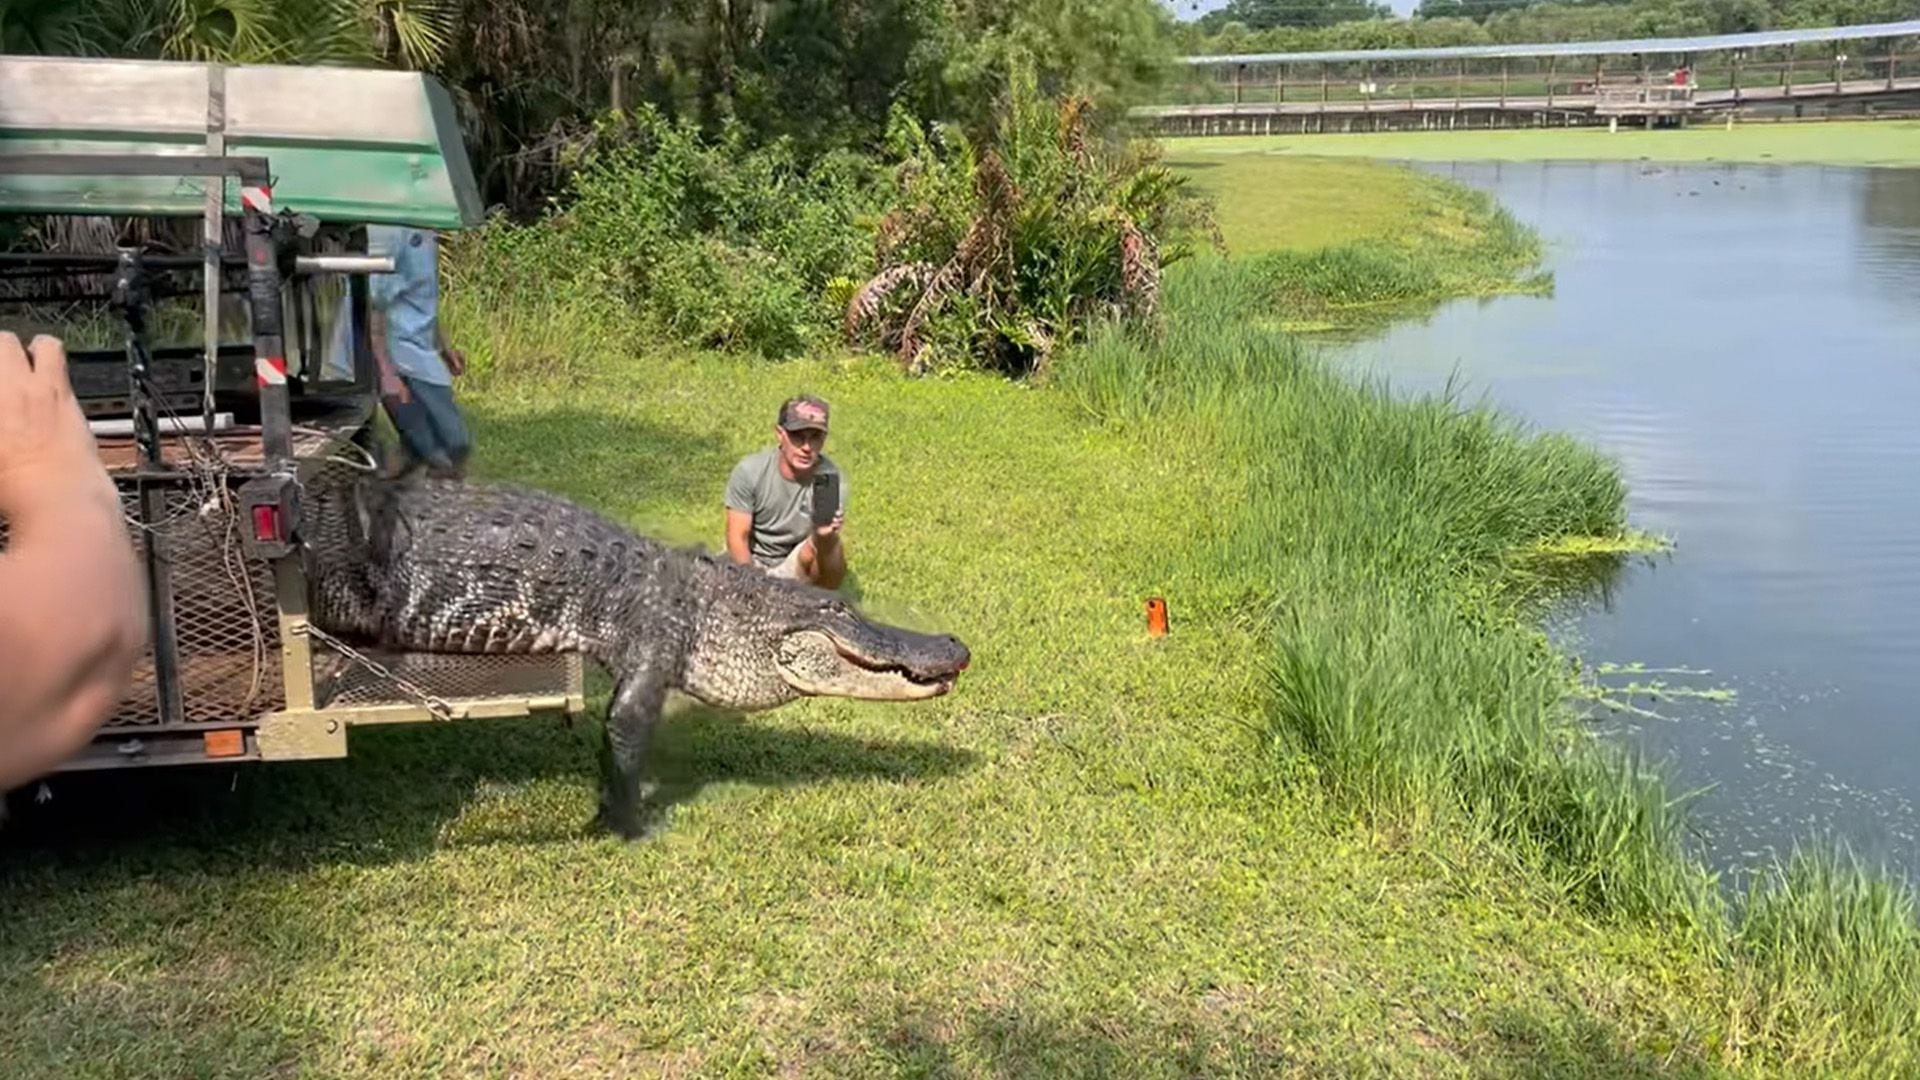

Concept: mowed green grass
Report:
left=1162, top=155, right=1445, bottom=254
left=1, top=317, right=1745, bottom=1076
left=1161, top=118, right=1920, bottom=168
left=1161, top=154, right=1549, bottom=333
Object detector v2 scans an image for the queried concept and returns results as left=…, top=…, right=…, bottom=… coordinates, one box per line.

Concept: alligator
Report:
left=301, top=473, right=971, bottom=839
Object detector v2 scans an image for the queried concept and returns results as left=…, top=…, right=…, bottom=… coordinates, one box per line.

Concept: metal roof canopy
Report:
left=1181, top=18, right=1920, bottom=67
left=0, top=54, right=483, bottom=229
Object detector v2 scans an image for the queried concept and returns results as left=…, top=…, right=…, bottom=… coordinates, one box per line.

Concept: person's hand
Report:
left=0, top=333, right=114, bottom=516
left=0, top=332, right=147, bottom=791
left=442, top=345, right=466, bottom=377
left=813, top=510, right=843, bottom=544
left=380, top=370, right=411, bottom=404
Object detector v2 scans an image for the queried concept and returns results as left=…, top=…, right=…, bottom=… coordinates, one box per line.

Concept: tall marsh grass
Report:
left=1056, top=253, right=1920, bottom=1069
left=1218, top=164, right=1552, bottom=328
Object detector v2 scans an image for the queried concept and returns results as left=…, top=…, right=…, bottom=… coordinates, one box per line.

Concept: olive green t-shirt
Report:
left=724, top=447, right=847, bottom=565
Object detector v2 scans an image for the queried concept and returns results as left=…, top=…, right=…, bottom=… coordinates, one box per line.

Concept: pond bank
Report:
left=1127, top=147, right=1920, bottom=1074
left=1162, top=154, right=1552, bottom=333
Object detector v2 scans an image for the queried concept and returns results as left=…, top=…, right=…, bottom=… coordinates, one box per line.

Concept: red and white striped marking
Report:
left=241, top=184, right=273, bottom=212
left=256, top=356, right=287, bottom=387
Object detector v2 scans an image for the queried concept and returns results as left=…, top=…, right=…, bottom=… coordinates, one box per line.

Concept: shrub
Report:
left=445, top=107, right=885, bottom=359
left=844, top=63, right=1215, bottom=378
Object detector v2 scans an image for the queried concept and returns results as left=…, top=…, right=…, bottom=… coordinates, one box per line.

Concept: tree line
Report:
left=0, top=0, right=1178, bottom=216
left=2, top=0, right=1912, bottom=216
left=1178, top=0, right=1919, bottom=54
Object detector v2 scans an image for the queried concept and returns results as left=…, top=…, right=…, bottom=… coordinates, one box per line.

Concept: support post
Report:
left=1546, top=55, right=1556, bottom=107
left=114, top=250, right=185, bottom=730
left=237, top=184, right=316, bottom=711
left=1500, top=57, right=1509, bottom=108
left=200, top=64, right=224, bottom=435
left=242, top=198, right=292, bottom=468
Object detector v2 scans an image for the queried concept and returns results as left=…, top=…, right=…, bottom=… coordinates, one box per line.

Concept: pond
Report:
left=1338, top=157, right=1920, bottom=879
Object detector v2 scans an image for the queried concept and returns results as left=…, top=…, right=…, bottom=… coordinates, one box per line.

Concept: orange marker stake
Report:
left=1146, top=597, right=1169, bottom=637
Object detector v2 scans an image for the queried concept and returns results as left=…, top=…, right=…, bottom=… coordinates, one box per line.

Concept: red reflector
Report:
left=204, top=730, right=244, bottom=758
left=252, top=505, right=280, bottom=542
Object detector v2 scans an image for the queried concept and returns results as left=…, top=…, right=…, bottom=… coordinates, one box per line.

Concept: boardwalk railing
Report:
left=1594, top=82, right=1697, bottom=115
left=1136, top=18, right=1920, bottom=134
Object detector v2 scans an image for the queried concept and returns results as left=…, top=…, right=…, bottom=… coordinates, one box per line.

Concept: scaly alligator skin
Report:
left=302, top=473, right=971, bottom=838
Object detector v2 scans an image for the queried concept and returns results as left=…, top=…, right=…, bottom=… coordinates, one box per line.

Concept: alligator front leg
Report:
left=595, top=665, right=669, bottom=841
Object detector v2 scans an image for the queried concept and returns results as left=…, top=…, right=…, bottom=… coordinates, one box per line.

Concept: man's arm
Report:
left=436, top=321, right=465, bottom=378
left=365, top=241, right=411, bottom=403
left=724, top=508, right=754, bottom=565
left=367, top=305, right=409, bottom=404
left=0, top=334, right=147, bottom=790
left=723, top=461, right=757, bottom=565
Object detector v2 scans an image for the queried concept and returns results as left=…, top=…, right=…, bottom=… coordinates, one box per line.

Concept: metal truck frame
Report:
left=0, top=59, right=585, bottom=780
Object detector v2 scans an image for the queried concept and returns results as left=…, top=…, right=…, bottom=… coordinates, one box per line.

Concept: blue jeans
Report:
left=384, top=375, right=471, bottom=475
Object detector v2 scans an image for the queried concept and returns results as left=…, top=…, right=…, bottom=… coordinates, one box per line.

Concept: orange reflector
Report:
left=1146, top=597, right=1169, bottom=637
left=203, top=730, right=244, bottom=758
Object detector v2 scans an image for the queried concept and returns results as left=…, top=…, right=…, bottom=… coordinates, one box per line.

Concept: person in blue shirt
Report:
left=368, top=223, right=471, bottom=479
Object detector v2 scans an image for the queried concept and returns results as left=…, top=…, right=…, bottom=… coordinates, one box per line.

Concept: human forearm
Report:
left=0, top=492, right=146, bottom=788
left=0, top=332, right=147, bottom=788
left=368, top=310, right=404, bottom=389
left=724, top=510, right=753, bottom=564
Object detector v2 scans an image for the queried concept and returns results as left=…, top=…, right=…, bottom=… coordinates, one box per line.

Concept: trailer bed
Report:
left=93, top=401, right=372, bottom=474
left=16, top=416, right=590, bottom=772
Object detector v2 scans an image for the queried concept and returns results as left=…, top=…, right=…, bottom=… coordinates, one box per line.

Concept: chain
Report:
left=293, top=622, right=460, bottom=722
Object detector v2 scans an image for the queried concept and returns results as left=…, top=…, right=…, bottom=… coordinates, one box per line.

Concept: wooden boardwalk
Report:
left=1138, top=76, right=1920, bottom=121
left=1137, top=20, right=1920, bottom=134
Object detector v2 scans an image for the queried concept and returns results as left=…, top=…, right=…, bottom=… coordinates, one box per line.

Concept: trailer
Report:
left=0, top=55, right=585, bottom=780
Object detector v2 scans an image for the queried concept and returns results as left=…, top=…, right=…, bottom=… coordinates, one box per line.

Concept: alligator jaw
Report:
left=775, top=629, right=965, bottom=701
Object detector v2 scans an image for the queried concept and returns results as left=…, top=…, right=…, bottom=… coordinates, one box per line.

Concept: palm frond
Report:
left=164, top=0, right=287, bottom=63
left=380, top=0, right=456, bottom=69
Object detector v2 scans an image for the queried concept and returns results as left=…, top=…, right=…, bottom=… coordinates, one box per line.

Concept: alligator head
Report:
left=681, top=564, right=971, bottom=712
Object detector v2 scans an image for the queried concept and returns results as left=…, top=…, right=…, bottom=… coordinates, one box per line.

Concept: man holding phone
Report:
left=724, top=394, right=847, bottom=589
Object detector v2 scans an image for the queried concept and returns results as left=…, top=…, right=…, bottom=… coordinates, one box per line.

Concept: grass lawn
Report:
left=1161, top=156, right=1448, bottom=254
left=1159, top=154, right=1549, bottom=333
left=1, top=330, right=1751, bottom=1077
left=1162, top=118, right=1920, bottom=168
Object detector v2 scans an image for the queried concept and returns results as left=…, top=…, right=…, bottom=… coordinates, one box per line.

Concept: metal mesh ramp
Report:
left=4, top=430, right=586, bottom=749
left=0, top=483, right=286, bottom=731
left=316, top=650, right=582, bottom=711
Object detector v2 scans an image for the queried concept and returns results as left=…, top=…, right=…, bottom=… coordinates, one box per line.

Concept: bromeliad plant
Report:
left=844, top=64, right=1214, bottom=378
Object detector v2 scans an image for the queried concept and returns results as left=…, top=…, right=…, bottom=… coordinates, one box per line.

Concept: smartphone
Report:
left=810, top=471, right=840, bottom=527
